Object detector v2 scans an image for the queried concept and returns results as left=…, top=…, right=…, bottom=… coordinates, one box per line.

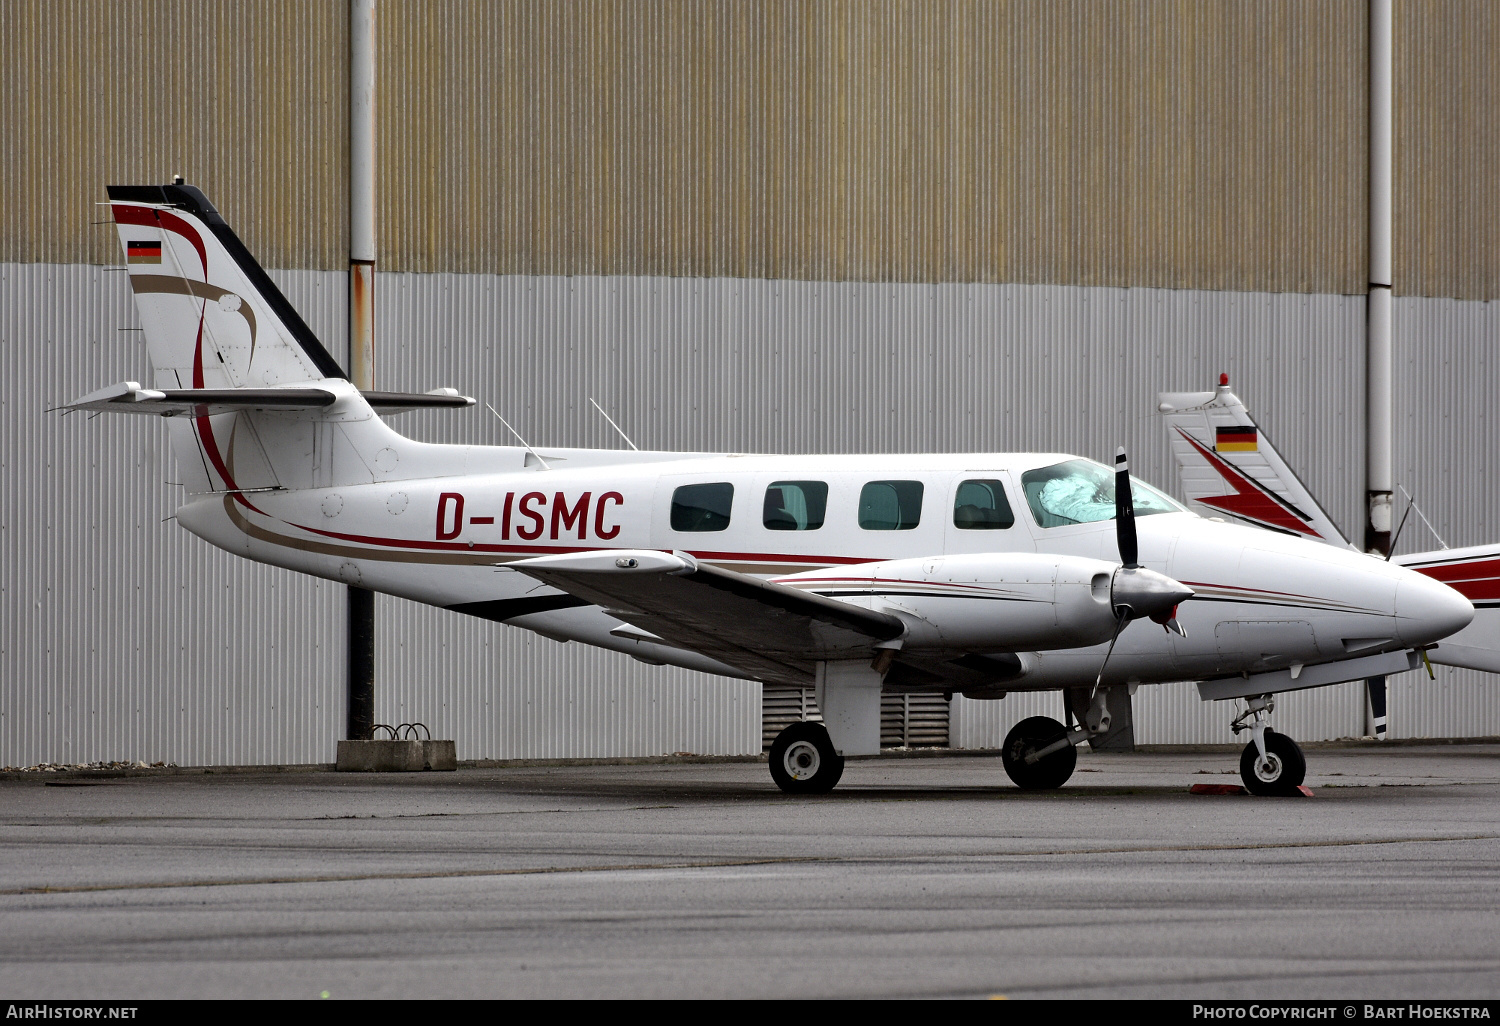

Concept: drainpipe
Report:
left=1366, top=0, right=1393, bottom=557
left=347, top=0, right=376, bottom=743
left=1365, top=0, right=1393, bottom=740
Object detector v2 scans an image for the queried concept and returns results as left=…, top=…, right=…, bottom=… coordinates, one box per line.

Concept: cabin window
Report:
left=953, top=479, right=1015, bottom=530
left=1020, top=459, right=1183, bottom=528
left=858, top=480, right=924, bottom=530
left=670, top=482, right=734, bottom=532
left=764, top=481, right=828, bottom=531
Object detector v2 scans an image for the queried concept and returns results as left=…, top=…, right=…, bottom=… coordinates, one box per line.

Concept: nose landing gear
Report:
left=1231, top=694, right=1307, bottom=796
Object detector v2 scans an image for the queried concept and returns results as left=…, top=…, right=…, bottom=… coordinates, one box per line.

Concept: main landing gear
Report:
left=1001, top=716, right=1078, bottom=789
left=769, top=721, right=845, bottom=794
left=1000, top=684, right=1126, bottom=790
left=1231, top=694, right=1307, bottom=796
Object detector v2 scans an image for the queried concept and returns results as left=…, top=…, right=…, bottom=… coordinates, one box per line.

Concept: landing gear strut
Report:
left=1231, top=694, right=1306, bottom=796
left=768, top=721, right=845, bottom=794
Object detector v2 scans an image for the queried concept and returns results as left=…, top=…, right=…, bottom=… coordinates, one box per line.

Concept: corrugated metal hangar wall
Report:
left=2, top=1, right=1498, bottom=766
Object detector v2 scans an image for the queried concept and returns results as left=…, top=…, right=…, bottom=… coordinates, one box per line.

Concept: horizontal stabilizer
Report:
left=363, top=388, right=476, bottom=413
left=508, top=549, right=906, bottom=685
left=66, top=381, right=336, bottom=415
left=66, top=381, right=475, bottom=417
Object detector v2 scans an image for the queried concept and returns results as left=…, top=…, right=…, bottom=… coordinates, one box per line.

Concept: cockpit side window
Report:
left=763, top=481, right=828, bottom=531
left=859, top=480, right=924, bottom=530
left=671, top=482, right=734, bottom=532
left=953, top=479, right=1015, bottom=530
left=1020, top=459, right=1182, bottom=528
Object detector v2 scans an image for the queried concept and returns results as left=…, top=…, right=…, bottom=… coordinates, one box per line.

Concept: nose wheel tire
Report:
left=1239, top=729, right=1306, bottom=796
left=769, top=721, right=845, bottom=794
left=1001, top=716, right=1077, bottom=790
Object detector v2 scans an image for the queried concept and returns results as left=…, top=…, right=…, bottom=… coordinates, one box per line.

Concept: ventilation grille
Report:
left=762, top=688, right=949, bottom=751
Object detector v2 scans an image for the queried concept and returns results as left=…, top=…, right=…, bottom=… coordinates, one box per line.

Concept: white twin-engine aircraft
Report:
left=71, top=182, right=1494, bottom=797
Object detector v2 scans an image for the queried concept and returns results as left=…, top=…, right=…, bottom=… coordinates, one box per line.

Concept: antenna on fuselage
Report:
left=587, top=397, right=639, bottom=451
left=485, top=402, right=550, bottom=470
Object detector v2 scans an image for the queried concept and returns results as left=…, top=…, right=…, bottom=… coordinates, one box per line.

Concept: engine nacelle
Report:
left=780, top=553, right=1124, bottom=652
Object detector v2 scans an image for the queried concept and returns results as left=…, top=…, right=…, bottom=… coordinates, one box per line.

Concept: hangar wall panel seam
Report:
left=3, top=263, right=1497, bottom=767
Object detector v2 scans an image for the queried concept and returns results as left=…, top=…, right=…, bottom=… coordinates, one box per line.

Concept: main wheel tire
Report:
left=1239, top=729, right=1307, bottom=796
left=1001, top=716, right=1077, bottom=790
left=768, top=721, right=845, bottom=795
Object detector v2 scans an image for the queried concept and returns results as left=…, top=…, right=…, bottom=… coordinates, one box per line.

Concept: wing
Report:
left=508, top=550, right=906, bottom=685
left=1158, top=380, right=1352, bottom=548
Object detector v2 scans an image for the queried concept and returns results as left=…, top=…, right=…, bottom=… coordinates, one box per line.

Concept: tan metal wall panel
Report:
left=376, top=0, right=1368, bottom=293
left=0, top=0, right=348, bottom=270
left=10, top=1, right=1499, bottom=299
left=1396, top=0, right=1500, bottom=300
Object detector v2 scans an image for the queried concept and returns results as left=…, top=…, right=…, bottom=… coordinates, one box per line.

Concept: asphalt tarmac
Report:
left=3, top=744, right=1499, bottom=999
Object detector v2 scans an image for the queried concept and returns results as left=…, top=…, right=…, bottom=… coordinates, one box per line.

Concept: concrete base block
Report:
left=336, top=739, right=457, bottom=772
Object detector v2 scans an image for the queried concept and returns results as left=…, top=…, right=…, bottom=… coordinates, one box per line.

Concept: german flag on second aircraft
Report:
left=1215, top=425, right=1258, bottom=453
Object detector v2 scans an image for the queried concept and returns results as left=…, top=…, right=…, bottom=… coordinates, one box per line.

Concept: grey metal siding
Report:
left=4, top=264, right=1498, bottom=767
left=1, top=265, right=348, bottom=767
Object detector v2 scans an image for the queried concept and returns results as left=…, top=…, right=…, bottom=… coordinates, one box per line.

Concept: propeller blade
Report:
left=1114, top=446, right=1139, bottom=569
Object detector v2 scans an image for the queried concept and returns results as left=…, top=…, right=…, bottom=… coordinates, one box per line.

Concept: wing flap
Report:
left=508, top=549, right=906, bottom=684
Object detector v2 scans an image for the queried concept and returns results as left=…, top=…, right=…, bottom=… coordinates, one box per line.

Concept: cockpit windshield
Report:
left=1020, top=459, right=1185, bottom=528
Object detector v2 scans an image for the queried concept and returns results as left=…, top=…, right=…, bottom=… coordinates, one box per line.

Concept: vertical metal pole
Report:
left=346, top=0, right=376, bottom=742
left=1364, top=0, right=1394, bottom=739
left=1366, top=0, right=1393, bottom=557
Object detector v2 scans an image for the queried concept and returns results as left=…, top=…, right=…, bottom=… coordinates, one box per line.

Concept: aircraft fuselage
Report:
left=175, top=447, right=1473, bottom=694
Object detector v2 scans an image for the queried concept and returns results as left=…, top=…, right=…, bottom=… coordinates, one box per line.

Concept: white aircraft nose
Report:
left=1395, top=573, right=1475, bottom=647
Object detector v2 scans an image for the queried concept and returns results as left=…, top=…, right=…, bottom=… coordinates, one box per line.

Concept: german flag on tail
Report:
left=126, top=240, right=161, bottom=264
left=1215, top=425, right=1258, bottom=453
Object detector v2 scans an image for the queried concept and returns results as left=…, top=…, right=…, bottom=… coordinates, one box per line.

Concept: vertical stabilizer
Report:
left=107, top=182, right=346, bottom=391
left=1157, top=374, right=1352, bottom=548
left=106, top=181, right=352, bottom=495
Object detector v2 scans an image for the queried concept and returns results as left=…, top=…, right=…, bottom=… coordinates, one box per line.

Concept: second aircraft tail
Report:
left=1156, top=374, right=1352, bottom=548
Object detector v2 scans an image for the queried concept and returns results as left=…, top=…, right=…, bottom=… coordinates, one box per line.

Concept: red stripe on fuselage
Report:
left=1412, top=557, right=1500, bottom=583
left=1408, top=557, right=1500, bottom=602
left=250, top=513, right=882, bottom=566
